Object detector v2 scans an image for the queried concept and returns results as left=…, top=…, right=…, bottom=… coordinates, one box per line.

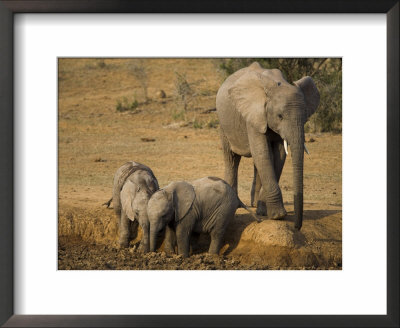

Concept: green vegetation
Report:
left=171, top=109, right=186, bottom=121
left=116, top=95, right=139, bottom=112
left=217, top=58, right=342, bottom=133
left=192, top=118, right=204, bottom=129
left=206, top=118, right=219, bottom=129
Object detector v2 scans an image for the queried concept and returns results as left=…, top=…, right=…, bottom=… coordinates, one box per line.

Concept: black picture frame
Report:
left=0, top=1, right=398, bottom=327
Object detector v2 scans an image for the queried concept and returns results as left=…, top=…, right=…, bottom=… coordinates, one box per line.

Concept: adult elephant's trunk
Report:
left=149, top=226, right=157, bottom=252
left=288, top=127, right=305, bottom=230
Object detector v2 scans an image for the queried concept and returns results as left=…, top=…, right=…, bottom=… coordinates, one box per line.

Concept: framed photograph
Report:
left=0, top=1, right=398, bottom=327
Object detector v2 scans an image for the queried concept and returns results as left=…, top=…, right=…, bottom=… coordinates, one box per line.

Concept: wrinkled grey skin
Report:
left=147, top=177, right=255, bottom=258
left=216, top=62, right=319, bottom=230
left=110, top=161, right=159, bottom=251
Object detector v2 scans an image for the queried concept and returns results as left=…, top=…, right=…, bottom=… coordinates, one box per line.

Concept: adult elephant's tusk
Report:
left=284, top=139, right=288, bottom=155
left=304, top=143, right=310, bottom=155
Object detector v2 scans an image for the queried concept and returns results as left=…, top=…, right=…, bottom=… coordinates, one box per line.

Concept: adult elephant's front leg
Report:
left=247, top=126, right=286, bottom=219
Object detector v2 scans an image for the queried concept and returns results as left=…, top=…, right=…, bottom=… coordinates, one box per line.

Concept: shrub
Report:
left=171, top=109, right=186, bottom=121
left=192, top=118, right=203, bottom=129
left=128, top=60, right=149, bottom=103
left=97, top=59, right=106, bottom=68
left=115, top=95, right=139, bottom=112
left=174, top=72, right=194, bottom=111
left=206, top=118, right=219, bottom=129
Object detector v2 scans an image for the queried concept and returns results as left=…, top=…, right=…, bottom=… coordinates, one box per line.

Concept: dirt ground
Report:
left=58, top=58, right=342, bottom=270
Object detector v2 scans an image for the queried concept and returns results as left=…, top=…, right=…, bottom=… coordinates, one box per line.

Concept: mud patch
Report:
left=59, top=236, right=265, bottom=270
left=58, top=205, right=342, bottom=270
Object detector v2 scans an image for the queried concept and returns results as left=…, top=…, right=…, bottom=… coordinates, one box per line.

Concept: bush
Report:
left=174, top=72, right=194, bottom=111
left=171, top=109, right=186, bottom=121
left=217, top=58, right=342, bottom=133
left=116, top=95, right=139, bottom=112
left=128, top=60, right=149, bottom=103
left=206, top=118, right=219, bottom=129
left=97, top=59, right=106, bottom=68
left=192, top=118, right=203, bottom=129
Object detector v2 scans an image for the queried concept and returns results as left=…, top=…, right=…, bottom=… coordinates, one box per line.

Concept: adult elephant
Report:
left=216, top=62, right=319, bottom=230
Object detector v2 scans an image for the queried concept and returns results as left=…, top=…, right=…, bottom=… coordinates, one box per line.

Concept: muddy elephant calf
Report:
left=147, top=176, right=259, bottom=258
left=108, top=161, right=159, bottom=252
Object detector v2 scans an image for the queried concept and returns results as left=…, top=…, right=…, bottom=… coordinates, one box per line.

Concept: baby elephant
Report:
left=108, top=161, right=159, bottom=251
left=147, top=176, right=259, bottom=258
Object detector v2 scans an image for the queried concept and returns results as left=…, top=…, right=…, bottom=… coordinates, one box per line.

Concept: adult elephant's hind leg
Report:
left=251, top=165, right=262, bottom=207
left=272, top=139, right=287, bottom=182
left=251, top=165, right=267, bottom=215
left=220, top=130, right=241, bottom=192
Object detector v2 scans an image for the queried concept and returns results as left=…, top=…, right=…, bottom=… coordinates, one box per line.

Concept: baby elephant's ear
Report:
left=294, top=76, right=320, bottom=120
left=171, top=181, right=195, bottom=222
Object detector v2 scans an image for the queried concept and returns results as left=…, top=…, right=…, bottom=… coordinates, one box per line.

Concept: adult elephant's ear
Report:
left=170, top=181, right=195, bottom=222
left=228, top=71, right=272, bottom=134
left=294, top=76, right=320, bottom=120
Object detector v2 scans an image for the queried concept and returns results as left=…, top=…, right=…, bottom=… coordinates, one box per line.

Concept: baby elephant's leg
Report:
left=138, top=221, right=150, bottom=253
left=208, top=228, right=224, bottom=255
left=208, top=209, right=234, bottom=255
left=208, top=231, right=222, bottom=255
left=176, top=225, right=190, bottom=258
left=119, top=211, right=130, bottom=248
left=208, top=219, right=229, bottom=255
left=163, top=225, right=176, bottom=254
left=129, top=219, right=139, bottom=241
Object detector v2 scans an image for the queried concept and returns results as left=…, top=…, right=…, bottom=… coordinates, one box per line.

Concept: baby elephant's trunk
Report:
left=238, top=198, right=261, bottom=223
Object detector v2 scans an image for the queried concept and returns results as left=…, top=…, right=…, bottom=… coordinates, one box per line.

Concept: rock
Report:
left=155, top=90, right=166, bottom=98
left=240, top=220, right=295, bottom=248
left=163, top=122, right=188, bottom=129
left=141, top=137, right=155, bottom=142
